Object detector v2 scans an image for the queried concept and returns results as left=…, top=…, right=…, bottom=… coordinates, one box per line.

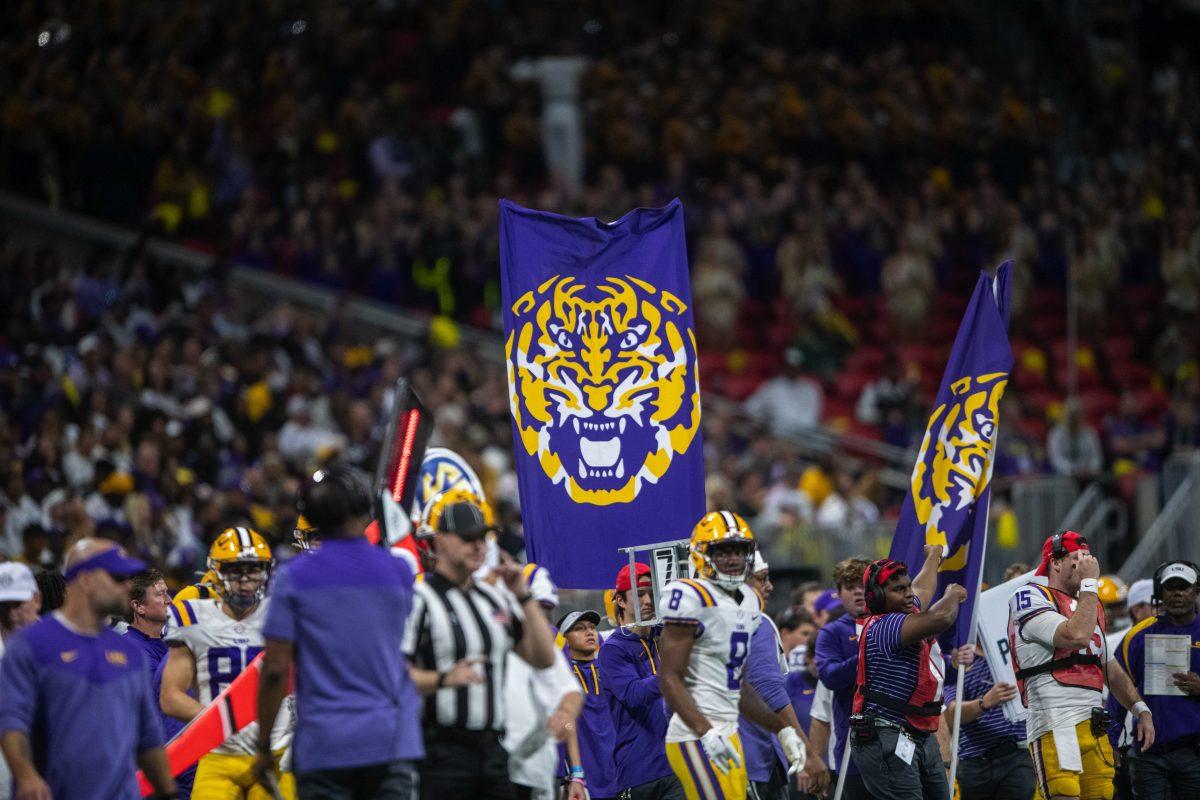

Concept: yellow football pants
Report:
left=192, top=752, right=296, bottom=800
left=666, top=733, right=750, bottom=800
left=1030, top=719, right=1115, bottom=800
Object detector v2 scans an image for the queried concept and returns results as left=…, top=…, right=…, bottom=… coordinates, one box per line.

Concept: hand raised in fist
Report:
left=944, top=584, right=968, bottom=604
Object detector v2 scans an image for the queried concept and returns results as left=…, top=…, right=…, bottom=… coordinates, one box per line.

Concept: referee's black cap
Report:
left=437, top=501, right=494, bottom=541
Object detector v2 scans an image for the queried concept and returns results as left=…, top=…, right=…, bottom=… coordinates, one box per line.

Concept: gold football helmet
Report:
left=418, top=486, right=496, bottom=539
left=690, top=511, right=756, bottom=590
left=207, top=527, right=274, bottom=608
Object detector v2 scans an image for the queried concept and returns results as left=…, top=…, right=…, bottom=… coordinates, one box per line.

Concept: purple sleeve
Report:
left=599, top=640, right=661, bottom=709
left=746, top=622, right=789, bottom=711
left=0, top=636, right=37, bottom=735
left=872, top=613, right=907, bottom=658
left=262, top=564, right=297, bottom=643
left=136, top=653, right=165, bottom=752
left=814, top=622, right=858, bottom=691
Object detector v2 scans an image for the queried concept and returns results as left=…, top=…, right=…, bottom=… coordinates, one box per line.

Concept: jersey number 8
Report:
left=726, top=631, right=750, bottom=690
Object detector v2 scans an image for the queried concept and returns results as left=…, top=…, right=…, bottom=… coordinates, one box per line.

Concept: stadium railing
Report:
left=1118, top=453, right=1200, bottom=583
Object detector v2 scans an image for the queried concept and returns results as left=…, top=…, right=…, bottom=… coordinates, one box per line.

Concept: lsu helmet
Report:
left=293, top=514, right=316, bottom=552
left=1098, top=574, right=1129, bottom=606
left=418, top=486, right=496, bottom=539
left=207, top=527, right=274, bottom=609
left=690, top=511, right=756, bottom=591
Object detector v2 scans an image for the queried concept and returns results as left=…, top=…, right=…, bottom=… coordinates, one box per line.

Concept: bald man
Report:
left=0, top=539, right=177, bottom=800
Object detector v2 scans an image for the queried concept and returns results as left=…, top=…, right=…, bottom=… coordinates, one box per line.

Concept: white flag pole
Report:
left=832, top=737, right=853, bottom=800
left=948, top=494, right=992, bottom=791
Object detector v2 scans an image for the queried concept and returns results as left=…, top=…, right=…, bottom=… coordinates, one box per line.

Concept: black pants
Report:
left=620, top=774, right=687, bottom=800
left=852, top=726, right=949, bottom=800
left=419, top=729, right=516, bottom=800
left=957, top=745, right=1036, bottom=800
left=297, top=760, right=417, bottom=800
left=753, top=760, right=789, bottom=800
left=1128, top=745, right=1200, bottom=799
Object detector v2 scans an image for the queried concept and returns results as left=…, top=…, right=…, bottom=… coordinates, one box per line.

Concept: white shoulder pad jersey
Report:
left=165, top=598, right=294, bottom=756
left=659, top=576, right=762, bottom=742
left=1007, top=581, right=1104, bottom=741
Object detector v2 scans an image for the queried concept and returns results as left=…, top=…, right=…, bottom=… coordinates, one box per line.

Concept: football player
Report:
left=161, top=527, right=296, bottom=800
left=658, top=511, right=828, bottom=800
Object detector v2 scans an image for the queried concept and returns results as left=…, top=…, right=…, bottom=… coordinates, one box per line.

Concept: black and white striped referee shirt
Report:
left=402, top=572, right=525, bottom=731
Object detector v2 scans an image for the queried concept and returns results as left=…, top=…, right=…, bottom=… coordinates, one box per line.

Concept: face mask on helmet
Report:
left=696, top=539, right=755, bottom=590
left=293, top=516, right=318, bottom=552
left=217, top=561, right=271, bottom=609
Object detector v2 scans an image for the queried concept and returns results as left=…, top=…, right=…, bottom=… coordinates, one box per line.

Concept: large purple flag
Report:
left=889, top=262, right=1013, bottom=648
left=499, top=199, right=705, bottom=589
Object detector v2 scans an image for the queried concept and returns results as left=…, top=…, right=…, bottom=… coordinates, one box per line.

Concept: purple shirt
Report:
left=739, top=619, right=789, bottom=782
left=786, top=668, right=818, bottom=734
left=598, top=627, right=673, bottom=789
left=565, top=651, right=617, bottom=797
left=122, top=626, right=168, bottom=670
left=0, top=615, right=163, bottom=800
left=263, top=538, right=423, bottom=771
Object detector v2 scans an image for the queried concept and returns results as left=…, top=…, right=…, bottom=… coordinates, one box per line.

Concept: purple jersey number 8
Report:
left=726, top=631, right=750, bottom=689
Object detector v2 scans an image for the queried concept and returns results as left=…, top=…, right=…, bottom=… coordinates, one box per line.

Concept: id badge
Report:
left=894, top=731, right=916, bottom=765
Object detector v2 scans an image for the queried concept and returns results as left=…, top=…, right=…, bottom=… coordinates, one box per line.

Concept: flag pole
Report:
left=832, top=738, right=853, bottom=800
left=948, top=494, right=992, bottom=791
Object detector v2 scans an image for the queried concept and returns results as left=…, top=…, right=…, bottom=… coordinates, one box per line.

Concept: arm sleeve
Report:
left=809, top=682, right=832, bottom=723
left=262, top=566, right=296, bottom=643
left=136, top=652, right=165, bottom=752
left=0, top=636, right=37, bottom=735
left=814, top=623, right=859, bottom=691
left=1020, top=610, right=1068, bottom=647
left=599, top=640, right=661, bottom=709
left=746, top=623, right=789, bottom=711
left=539, top=652, right=582, bottom=709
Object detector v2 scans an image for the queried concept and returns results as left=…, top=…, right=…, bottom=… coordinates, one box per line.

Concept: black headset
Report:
left=1049, top=529, right=1086, bottom=561
left=1151, top=560, right=1200, bottom=604
left=296, top=463, right=372, bottom=535
left=863, top=559, right=904, bottom=615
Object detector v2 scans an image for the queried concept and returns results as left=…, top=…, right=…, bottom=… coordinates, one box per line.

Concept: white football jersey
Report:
left=165, top=598, right=294, bottom=756
left=1008, top=580, right=1105, bottom=741
left=659, top=576, right=762, bottom=742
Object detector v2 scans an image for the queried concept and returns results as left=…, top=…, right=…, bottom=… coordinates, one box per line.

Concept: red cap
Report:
left=1036, top=530, right=1089, bottom=576
left=864, top=559, right=907, bottom=591
left=615, top=562, right=652, bottom=591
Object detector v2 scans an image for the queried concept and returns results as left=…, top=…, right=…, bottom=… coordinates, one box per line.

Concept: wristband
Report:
left=570, top=766, right=586, bottom=779
left=515, top=594, right=534, bottom=604
left=1079, top=578, right=1099, bottom=595
left=978, top=698, right=988, bottom=712
left=1133, top=701, right=1151, bottom=716
left=436, top=671, right=448, bottom=688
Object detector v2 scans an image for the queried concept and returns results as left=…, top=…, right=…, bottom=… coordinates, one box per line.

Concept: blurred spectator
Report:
left=1047, top=399, right=1104, bottom=479
left=815, top=468, right=880, bottom=528
left=1106, top=391, right=1166, bottom=472
left=745, top=349, right=824, bottom=436
left=511, top=46, right=589, bottom=196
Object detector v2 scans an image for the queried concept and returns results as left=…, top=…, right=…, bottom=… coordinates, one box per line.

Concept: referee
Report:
left=403, top=497, right=557, bottom=800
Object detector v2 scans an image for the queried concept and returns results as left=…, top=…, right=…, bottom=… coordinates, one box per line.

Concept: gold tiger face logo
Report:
left=506, top=275, right=701, bottom=505
left=910, top=372, right=1008, bottom=569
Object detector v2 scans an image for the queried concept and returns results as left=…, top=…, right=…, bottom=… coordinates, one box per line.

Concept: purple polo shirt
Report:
left=0, top=615, right=163, bottom=800
left=263, top=537, right=423, bottom=771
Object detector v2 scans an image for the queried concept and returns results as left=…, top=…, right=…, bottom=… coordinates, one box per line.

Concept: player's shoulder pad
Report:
left=168, top=598, right=200, bottom=629
left=659, top=578, right=714, bottom=623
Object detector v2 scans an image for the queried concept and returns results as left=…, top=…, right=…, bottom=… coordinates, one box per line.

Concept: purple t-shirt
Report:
left=263, top=537, right=424, bottom=771
left=0, top=615, right=163, bottom=800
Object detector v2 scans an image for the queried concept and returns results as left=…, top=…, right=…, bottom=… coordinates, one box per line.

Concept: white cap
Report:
left=1128, top=578, right=1154, bottom=607
left=0, top=563, right=38, bottom=602
left=752, top=552, right=770, bottom=574
left=1159, top=563, right=1199, bottom=589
